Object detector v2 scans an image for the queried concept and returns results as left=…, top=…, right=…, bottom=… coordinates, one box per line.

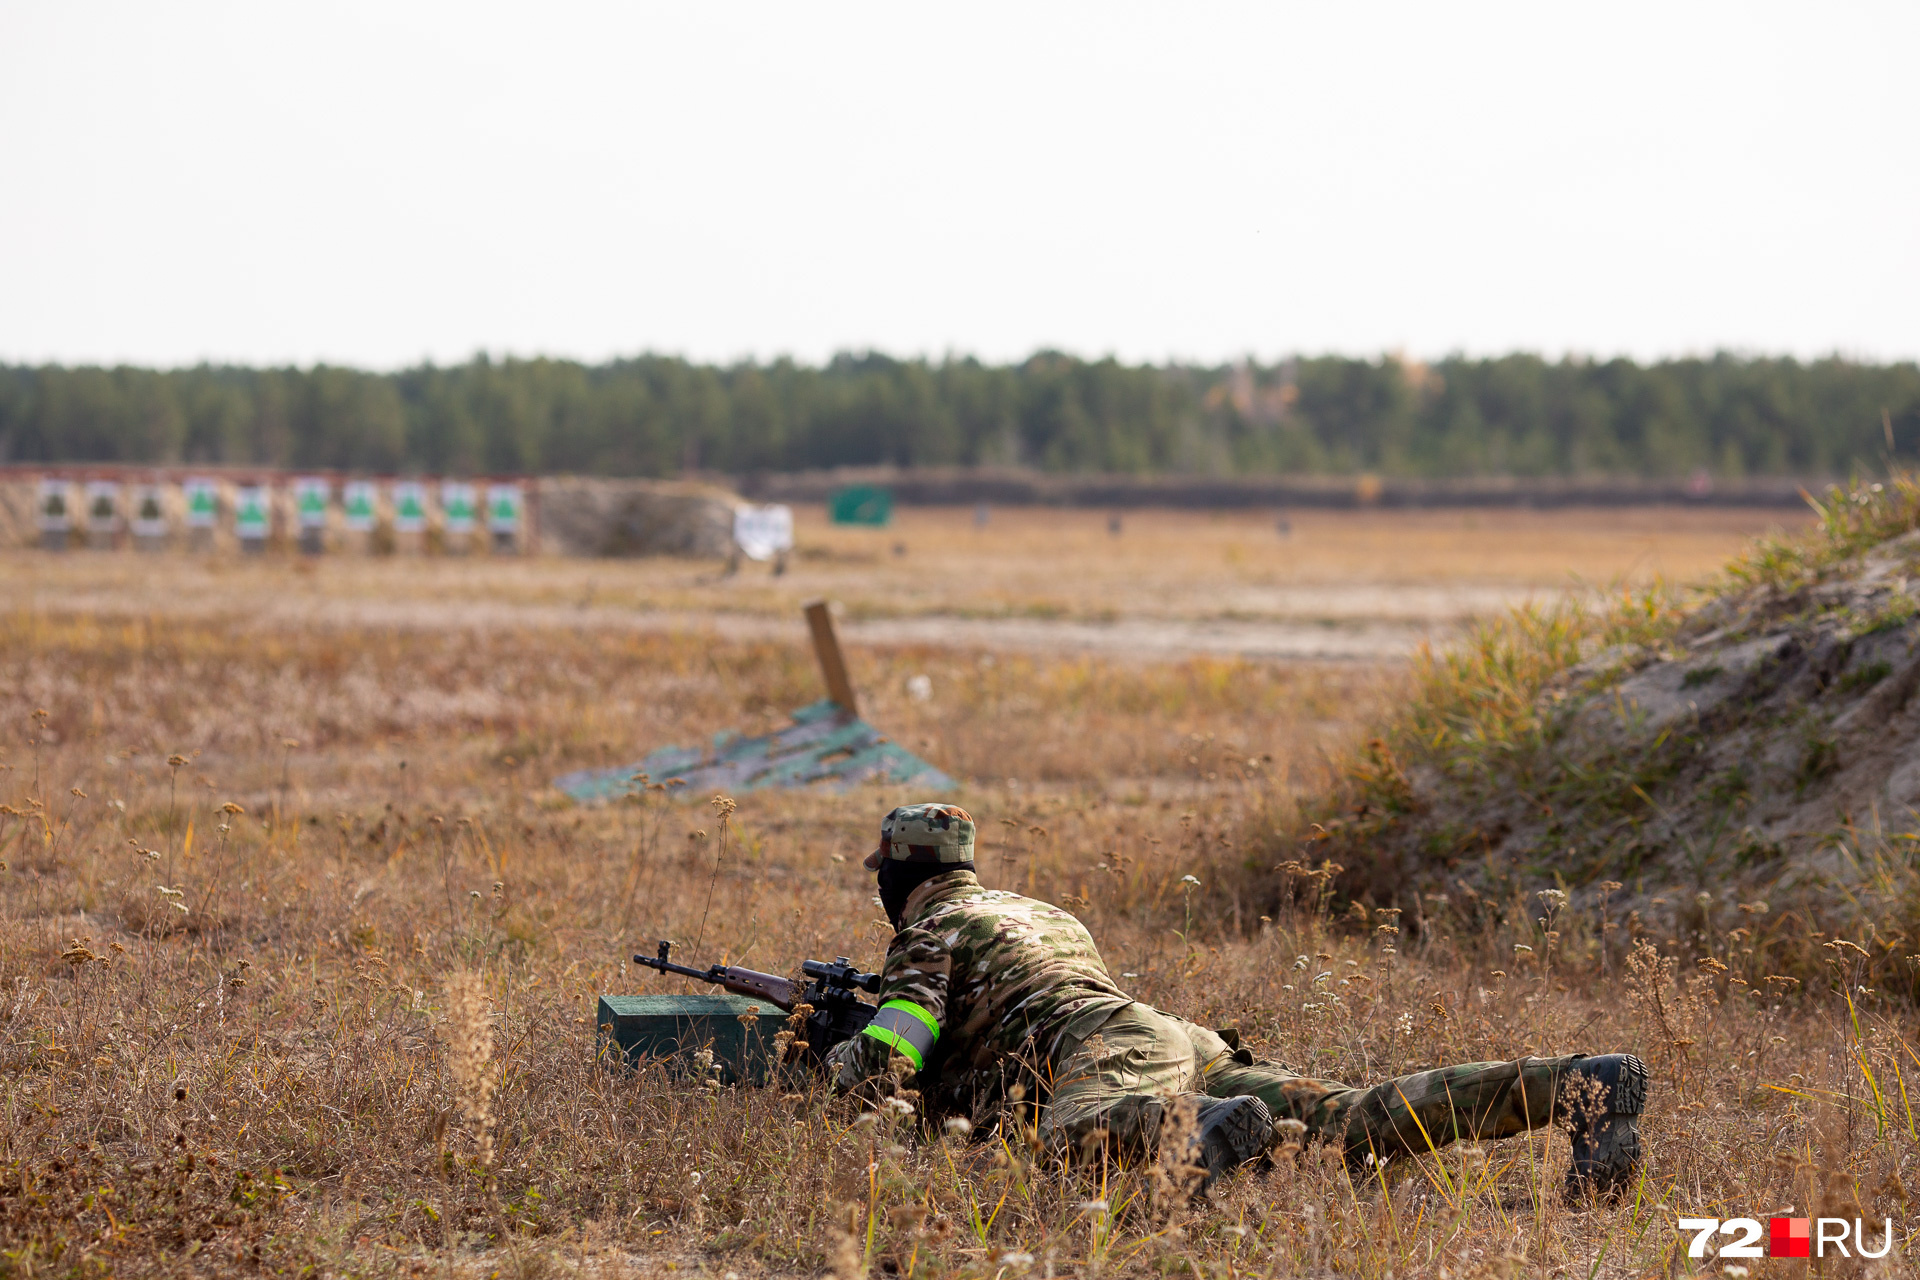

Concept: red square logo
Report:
left=1770, top=1217, right=1810, bottom=1258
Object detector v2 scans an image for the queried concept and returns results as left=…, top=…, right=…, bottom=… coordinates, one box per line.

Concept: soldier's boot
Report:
left=1194, top=1095, right=1276, bottom=1184
left=1561, top=1053, right=1648, bottom=1202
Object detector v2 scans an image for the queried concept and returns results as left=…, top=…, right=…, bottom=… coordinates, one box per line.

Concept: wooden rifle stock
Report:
left=708, top=966, right=800, bottom=1012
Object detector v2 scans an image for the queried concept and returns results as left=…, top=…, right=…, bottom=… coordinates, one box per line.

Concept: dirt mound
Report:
left=1309, top=479, right=1920, bottom=958
left=533, top=476, right=736, bottom=557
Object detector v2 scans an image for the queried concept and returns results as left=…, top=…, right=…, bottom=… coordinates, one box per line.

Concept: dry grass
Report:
left=4, top=505, right=1916, bottom=1278
left=777, top=504, right=1801, bottom=624
left=0, top=505, right=1800, bottom=633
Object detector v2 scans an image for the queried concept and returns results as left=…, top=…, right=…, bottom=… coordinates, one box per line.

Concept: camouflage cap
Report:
left=863, top=803, right=976, bottom=871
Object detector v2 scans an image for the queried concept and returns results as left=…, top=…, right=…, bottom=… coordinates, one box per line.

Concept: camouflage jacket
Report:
left=826, top=870, right=1131, bottom=1118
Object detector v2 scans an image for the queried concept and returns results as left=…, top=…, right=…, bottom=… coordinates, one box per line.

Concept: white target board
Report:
left=441, top=482, right=477, bottom=535
left=733, top=504, right=794, bottom=561
left=391, top=482, right=428, bottom=533
left=38, top=479, right=73, bottom=531
left=342, top=480, right=378, bottom=532
left=131, top=485, right=168, bottom=537
left=85, top=480, right=120, bottom=532
left=486, top=483, right=523, bottom=533
left=183, top=478, right=219, bottom=528
left=294, top=477, right=330, bottom=529
left=234, top=485, right=269, bottom=540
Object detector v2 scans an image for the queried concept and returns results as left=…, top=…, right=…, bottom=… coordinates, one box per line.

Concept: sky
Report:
left=2, top=1, right=1916, bottom=371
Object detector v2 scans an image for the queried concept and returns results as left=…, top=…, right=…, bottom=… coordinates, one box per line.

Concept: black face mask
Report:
left=877, top=859, right=972, bottom=929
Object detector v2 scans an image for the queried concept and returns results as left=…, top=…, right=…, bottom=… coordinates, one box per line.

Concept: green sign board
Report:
left=829, top=486, right=893, bottom=526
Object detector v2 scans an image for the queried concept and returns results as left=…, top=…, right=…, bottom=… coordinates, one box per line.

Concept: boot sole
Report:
left=1565, top=1054, right=1649, bottom=1201
left=1609, top=1054, right=1648, bottom=1114
left=1204, top=1099, right=1274, bottom=1173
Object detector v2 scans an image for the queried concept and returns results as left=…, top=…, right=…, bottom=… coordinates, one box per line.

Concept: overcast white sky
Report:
left=2, top=2, right=1915, bottom=370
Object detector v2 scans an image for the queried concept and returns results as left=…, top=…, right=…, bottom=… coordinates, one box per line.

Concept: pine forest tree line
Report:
left=2, top=351, right=1916, bottom=480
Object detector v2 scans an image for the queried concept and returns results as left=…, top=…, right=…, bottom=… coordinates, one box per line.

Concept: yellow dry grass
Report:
left=0, top=505, right=1801, bottom=632
left=5, top=504, right=1913, bottom=1279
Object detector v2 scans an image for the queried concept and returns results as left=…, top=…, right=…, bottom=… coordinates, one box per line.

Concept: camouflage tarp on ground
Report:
left=554, top=700, right=953, bottom=800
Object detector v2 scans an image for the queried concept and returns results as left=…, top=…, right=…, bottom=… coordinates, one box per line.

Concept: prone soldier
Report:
left=826, top=803, right=1647, bottom=1196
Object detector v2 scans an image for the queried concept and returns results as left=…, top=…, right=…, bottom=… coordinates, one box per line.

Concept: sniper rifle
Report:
left=633, top=939, right=881, bottom=1065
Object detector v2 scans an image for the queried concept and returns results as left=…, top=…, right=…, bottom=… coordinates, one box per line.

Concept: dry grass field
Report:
left=2, top=505, right=1796, bottom=662
left=10, top=503, right=1915, bottom=1279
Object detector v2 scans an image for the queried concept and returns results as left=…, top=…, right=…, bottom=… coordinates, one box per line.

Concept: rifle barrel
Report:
left=633, top=954, right=721, bottom=982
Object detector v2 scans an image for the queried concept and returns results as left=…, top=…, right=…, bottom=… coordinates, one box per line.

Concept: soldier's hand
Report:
left=825, top=1035, right=883, bottom=1094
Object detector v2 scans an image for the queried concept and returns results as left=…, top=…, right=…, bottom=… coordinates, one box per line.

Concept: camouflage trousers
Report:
left=1040, top=1002, right=1589, bottom=1167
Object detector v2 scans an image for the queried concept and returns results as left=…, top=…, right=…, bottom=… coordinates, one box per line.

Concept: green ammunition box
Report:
left=596, top=993, right=791, bottom=1086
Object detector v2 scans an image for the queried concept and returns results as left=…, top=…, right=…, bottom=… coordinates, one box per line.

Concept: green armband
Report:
left=861, top=999, right=940, bottom=1071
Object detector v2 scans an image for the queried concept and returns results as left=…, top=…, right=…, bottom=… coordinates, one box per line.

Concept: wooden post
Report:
left=803, top=599, right=859, bottom=716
